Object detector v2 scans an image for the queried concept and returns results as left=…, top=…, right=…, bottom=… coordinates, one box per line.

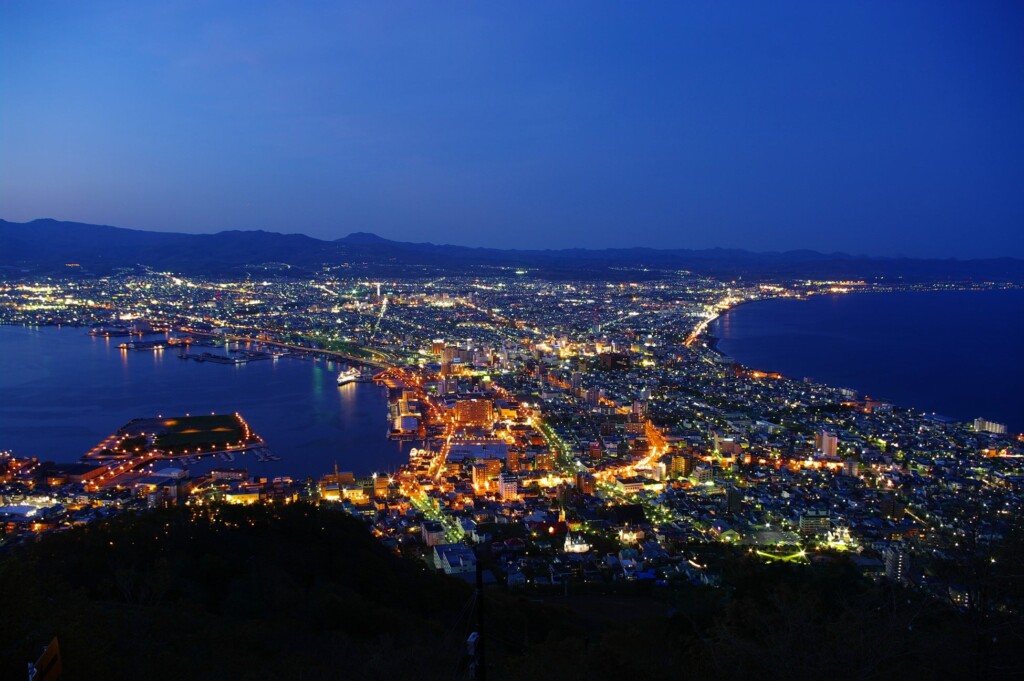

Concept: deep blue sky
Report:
left=2, top=1, right=1023, bottom=257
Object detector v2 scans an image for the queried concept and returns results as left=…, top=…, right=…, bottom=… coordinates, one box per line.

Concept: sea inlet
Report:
left=0, top=325, right=412, bottom=479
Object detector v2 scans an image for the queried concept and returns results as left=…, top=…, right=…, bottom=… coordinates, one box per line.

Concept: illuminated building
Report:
left=498, top=473, right=519, bottom=500
left=454, top=399, right=494, bottom=428
left=625, top=414, right=645, bottom=435
left=575, top=471, right=596, bottom=495
left=691, top=465, right=713, bottom=484
left=799, top=509, right=831, bottom=536
left=534, top=452, right=555, bottom=472
left=614, top=476, right=645, bottom=495
left=472, top=459, right=502, bottom=491
left=815, top=430, right=838, bottom=458
left=974, top=418, right=1007, bottom=435
left=563, top=533, right=590, bottom=553
left=884, top=545, right=910, bottom=584
left=670, top=453, right=693, bottom=478
left=393, top=414, right=419, bottom=432
left=506, top=448, right=522, bottom=472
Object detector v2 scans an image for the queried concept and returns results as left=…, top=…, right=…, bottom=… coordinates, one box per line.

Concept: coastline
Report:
left=702, top=288, right=1024, bottom=431
left=698, top=295, right=762, bottom=357
left=0, top=324, right=407, bottom=476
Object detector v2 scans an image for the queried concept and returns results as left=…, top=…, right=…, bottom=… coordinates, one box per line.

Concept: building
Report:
left=725, top=486, right=743, bottom=515
left=598, top=352, right=631, bottom=371
left=614, top=476, right=646, bottom=495
left=433, top=543, right=477, bottom=575
left=884, top=544, right=910, bottom=584
left=799, top=509, right=831, bottom=536
left=670, top=453, right=693, bottom=478
left=393, top=414, right=419, bottom=432
left=570, top=371, right=583, bottom=391
left=505, top=448, right=523, bottom=472
left=632, top=400, right=648, bottom=417
left=974, top=418, right=1007, bottom=435
left=534, top=452, right=555, bottom=472
left=210, top=468, right=248, bottom=481
left=815, top=430, right=838, bottom=458
left=422, top=520, right=446, bottom=546
left=372, top=475, right=389, bottom=498
left=454, top=399, right=494, bottom=428
left=575, top=471, right=596, bottom=495
left=563, top=533, right=591, bottom=553
left=691, top=465, right=713, bottom=485
left=472, top=459, right=502, bottom=492
left=498, top=473, right=519, bottom=500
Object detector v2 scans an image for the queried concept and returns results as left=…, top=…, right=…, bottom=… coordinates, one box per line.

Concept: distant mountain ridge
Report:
left=2, top=218, right=1023, bottom=281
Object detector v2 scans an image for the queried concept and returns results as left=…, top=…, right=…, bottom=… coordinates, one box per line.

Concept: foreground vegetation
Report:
left=1, top=503, right=1020, bottom=680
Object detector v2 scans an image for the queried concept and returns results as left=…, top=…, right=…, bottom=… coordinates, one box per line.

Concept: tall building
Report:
left=670, top=453, right=693, bottom=478
left=884, top=545, right=910, bottom=584
left=472, top=459, right=502, bottom=491
left=498, top=473, right=519, bottom=500
left=691, top=465, right=713, bottom=484
left=815, top=430, right=838, bottom=458
left=974, top=418, right=1007, bottom=435
left=506, top=448, right=522, bottom=472
left=725, top=486, right=743, bottom=515
left=575, top=471, right=596, bottom=495
left=454, top=399, right=494, bottom=428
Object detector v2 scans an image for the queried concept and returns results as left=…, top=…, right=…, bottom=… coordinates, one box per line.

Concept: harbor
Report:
left=0, top=325, right=412, bottom=479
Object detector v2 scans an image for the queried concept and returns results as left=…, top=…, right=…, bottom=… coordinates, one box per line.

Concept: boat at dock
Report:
left=337, top=367, right=360, bottom=385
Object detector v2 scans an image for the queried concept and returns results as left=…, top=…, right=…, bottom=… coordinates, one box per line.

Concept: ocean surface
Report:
left=0, top=325, right=412, bottom=478
left=711, top=289, right=1024, bottom=432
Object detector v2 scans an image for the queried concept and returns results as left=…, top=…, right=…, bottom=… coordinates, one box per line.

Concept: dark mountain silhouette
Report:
left=2, top=218, right=1022, bottom=281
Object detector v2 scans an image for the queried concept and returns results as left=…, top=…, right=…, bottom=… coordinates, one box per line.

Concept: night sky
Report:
left=2, top=1, right=1023, bottom=257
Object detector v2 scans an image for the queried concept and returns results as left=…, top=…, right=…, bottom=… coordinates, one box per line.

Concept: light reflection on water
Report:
left=0, top=325, right=411, bottom=478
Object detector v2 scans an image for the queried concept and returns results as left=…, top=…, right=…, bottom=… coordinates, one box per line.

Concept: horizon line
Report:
left=2, top=216, right=1021, bottom=263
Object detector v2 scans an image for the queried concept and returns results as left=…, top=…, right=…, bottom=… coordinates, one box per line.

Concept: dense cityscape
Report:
left=2, top=269, right=1021, bottom=629
left=5, top=0, right=1024, bottom=677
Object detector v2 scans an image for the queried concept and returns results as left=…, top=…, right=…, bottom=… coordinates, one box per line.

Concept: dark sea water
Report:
left=711, top=289, right=1024, bottom=432
left=0, top=326, right=411, bottom=478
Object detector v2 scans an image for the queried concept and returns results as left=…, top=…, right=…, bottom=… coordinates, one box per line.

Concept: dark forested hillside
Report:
left=1, top=504, right=1021, bottom=680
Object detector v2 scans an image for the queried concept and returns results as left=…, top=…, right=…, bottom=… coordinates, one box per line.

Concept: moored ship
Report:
left=337, top=367, right=360, bottom=385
